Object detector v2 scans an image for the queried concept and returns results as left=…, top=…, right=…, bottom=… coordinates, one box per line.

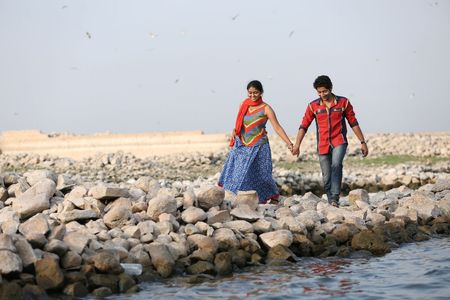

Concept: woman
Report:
left=218, top=80, right=293, bottom=204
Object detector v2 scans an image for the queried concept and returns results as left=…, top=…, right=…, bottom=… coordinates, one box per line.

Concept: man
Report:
left=292, top=75, right=368, bottom=206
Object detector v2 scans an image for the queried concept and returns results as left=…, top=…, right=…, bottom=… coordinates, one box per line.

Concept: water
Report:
left=96, top=237, right=450, bottom=300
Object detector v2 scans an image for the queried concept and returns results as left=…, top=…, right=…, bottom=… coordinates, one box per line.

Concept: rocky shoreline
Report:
left=0, top=168, right=450, bottom=299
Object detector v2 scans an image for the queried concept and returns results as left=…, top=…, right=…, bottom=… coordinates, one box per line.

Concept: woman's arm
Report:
left=265, top=105, right=293, bottom=150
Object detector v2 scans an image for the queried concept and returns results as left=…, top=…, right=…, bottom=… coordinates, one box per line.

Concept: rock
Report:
left=92, top=287, right=113, bottom=297
left=183, top=188, right=196, bottom=209
left=252, top=219, right=273, bottom=233
left=0, top=187, right=8, bottom=202
left=259, top=230, right=293, bottom=248
left=135, top=177, right=159, bottom=195
left=213, top=228, right=239, bottom=250
left=400, top=192, right=442, bottom=222
left=56, top=174, right=76, bottom=191
left=187, top=261, right=215, bottom=275
left=348, top=189, right=370, bottom=206
left=24, top=170, right=57, bottom=186
left=351, top=230, right=390, bottom=255
left=297, top=210, right=322, bottom=230
left=63, top=282, right=89, bottom=297
left=214, top=251, right=233, bottom=275
left=147, top=194, right=177, bottom=221
left=207, top=210, right=231, bottom=224
left=147, top=243, right=175, bottom=278
left=119, top=273, right=136, bottom=293
left=18, top=213, right=50, bottom=237
left=44, top=239, right=69, bottom=256
left=62, top=251, right=82, bottom=269
left=1, top=219, right=19, bottom=235
left=236, top=190, right=259, bottom=210
left=63, top=232, right=91, bottom=254
left=182, top=207, right=207, bottom=224
left=89, top=274, right=119, bottom=293
left=230, top=205, right=263, bottom=222
left=92, top=251, right=124, bottom=274
left=35, top=257, right=65, bottom=290
left=224, top=220, right=254, bottom=233
left=0, top=249, right=22, bottom=274
left=58, top=209, right=98, bottom=223
left=13, top=235, right=37, bottom=268
left=12, top=179, right=55, bottom=219
left=0, top=282, right=23, bottom=300
left=431, top=179, right=450, bottom=192
left=89, top=185, right=129, bottom=200
left=197, top=186, right=224, bottom=210
left=267, top=244, right=297, bottom=262
left=104, top=206, right=132, bottom=229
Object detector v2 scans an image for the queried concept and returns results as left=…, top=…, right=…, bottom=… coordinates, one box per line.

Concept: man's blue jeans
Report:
left=318, top=144, right=347, bottom=203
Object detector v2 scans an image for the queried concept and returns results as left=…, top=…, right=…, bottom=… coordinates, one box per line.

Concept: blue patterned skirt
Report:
left=218, top=136, right=279, bottom=203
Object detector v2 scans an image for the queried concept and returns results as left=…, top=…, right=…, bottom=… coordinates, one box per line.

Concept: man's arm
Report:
left=292, top=104, right=315, bottom=156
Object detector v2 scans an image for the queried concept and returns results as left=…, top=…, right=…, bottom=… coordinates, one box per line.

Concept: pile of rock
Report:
left=1, top=170, right=450, bottom=298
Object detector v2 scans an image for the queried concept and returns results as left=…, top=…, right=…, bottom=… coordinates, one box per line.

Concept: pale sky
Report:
left=1, top=0, right=449, bottom=135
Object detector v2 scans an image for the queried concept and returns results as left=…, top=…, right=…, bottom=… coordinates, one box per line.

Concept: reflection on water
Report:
left=96, top=237, right=450, bottom=300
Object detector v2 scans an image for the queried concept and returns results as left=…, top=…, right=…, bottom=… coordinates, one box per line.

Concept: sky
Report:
left=0, top=0, right=449, bottom=135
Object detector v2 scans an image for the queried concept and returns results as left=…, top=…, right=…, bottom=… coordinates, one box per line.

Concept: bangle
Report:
left=360, top=140, right=366, bottom=144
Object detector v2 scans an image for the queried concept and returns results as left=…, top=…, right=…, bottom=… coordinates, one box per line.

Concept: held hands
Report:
left=291, top=144, right=300, bottom=157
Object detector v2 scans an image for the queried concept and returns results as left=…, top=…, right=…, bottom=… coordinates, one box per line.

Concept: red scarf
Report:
left=229, top=97, right=263, bottom=147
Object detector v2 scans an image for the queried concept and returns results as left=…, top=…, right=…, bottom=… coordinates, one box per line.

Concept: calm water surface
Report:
left=97, top=237, right=450, bottom=300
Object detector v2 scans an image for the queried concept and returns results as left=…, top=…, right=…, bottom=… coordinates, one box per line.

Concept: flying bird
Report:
left=231, top=14, right=239, bottom=21
left=61, top=5, right=68, bottom=9
left=289, top=30, right=295, bottom=38
left=174, top=79, right=179, bottom=84
left=85, top=32, right=91, bottom=39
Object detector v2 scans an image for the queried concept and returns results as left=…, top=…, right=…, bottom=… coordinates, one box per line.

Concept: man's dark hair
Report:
left=247, top=80, right=264, bottom=93
left=313, top=75, right=333, bottom=90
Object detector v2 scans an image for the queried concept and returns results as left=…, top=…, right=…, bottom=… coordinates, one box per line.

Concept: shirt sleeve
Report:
left=299, top=103, right=315, bottom=132
left=344, top=99, right=359, bottom=127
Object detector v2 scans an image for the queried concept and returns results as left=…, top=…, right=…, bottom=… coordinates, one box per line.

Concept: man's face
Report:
left=316, top=86, right=331, bottom=101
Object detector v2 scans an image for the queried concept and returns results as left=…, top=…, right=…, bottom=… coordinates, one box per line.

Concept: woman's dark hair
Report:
left=313, top=75, right=333, bottom=90
left=247, top=80, right=264, bottom=93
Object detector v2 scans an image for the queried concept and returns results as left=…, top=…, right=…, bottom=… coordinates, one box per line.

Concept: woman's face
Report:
left=248, top=87, right=262, bottom=101
left=316, top=86, right=332, bottom=101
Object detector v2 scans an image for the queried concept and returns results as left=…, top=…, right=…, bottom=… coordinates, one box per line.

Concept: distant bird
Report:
left=409, top=92, right=416, bottom=99
left=85, top=32, right=91, bottom=39
left=231, top=14, right=239, bottom=21
left=149, top=32, right=158, bottom=39
left=211, top=89, right=216, bottom=94
left=13, top=112, right=18, bottom=116
left=61, top=5, right=68, bottom=9
left=289, top=30, right=295, bottom=38
left=174, top=79, right=179, bottom=84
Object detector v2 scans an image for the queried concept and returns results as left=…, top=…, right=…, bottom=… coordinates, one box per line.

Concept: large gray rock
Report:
left=44, top=239, right=69, bottom=257
left=0, top=250, right=23, bottom=274
left=197, top=187, right=224, bottom=210
left=59, top=209, right=98, bottom=223
left=91, top=251, right=124, bottom=274
left=207, top=210, right=231, bottom=224
left=348, top=189, right=370, bottom=206
left=35, top=257, right=65, bottom=290
left=400, top=191, right=442, bottom=222
left=104, top=206, right=132, bottom=229
left=431, top=179, right=450, bottom=193
left=147, top=194, right=177, bottom=221
left=12, top=179, right=55, bottom=219
left=224, top=220, right=254, bottom=233
left=259, top=230, right=293, bottom=248
left=89, top=185, right=129, bottom=200
left=181, top=207, right=207, bottom=224
left=230, top=205, right=262, bottom=222
left=236, top=190, right=259, bottom=210
left=18, top=213, right=50, bottom=237
left=212, top=228, right=239, bottom=250
left=147, top=243, right=175, bottom=278
left=13, top=235, right=37, bottom=268
left=24, top=170, right=57, bottom=186
left=63, top=232, right=91, bottom=254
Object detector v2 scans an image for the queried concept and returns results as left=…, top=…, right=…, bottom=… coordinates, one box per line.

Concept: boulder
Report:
left=12, top=179, right=55, bottom=219
left=230, top=205, right=262, bottom=222
left=89, top=185, right=129, bottom=200
left=259, top=230, right=293, bottom=248
left=236, top=190, right=259, bottom=210
left=92, top=251, right=124, bottom=274
left=213, top=228, right=239, bottom=250
left=147, top=194, right=177, bottom=221
left=348, top=189, right=370, bottom=206
left=147, top=243, right=175, bottom=278
left=35, top=257, right=65, bottom=290
left=197, top=187, right=224, bottom=210
left=181, top=207, right=207, bottom=224
left=351, top=230, right=390, bottom=255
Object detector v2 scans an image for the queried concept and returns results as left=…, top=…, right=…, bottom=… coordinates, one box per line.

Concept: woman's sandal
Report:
left=266, top=198, right=279, bottom=205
